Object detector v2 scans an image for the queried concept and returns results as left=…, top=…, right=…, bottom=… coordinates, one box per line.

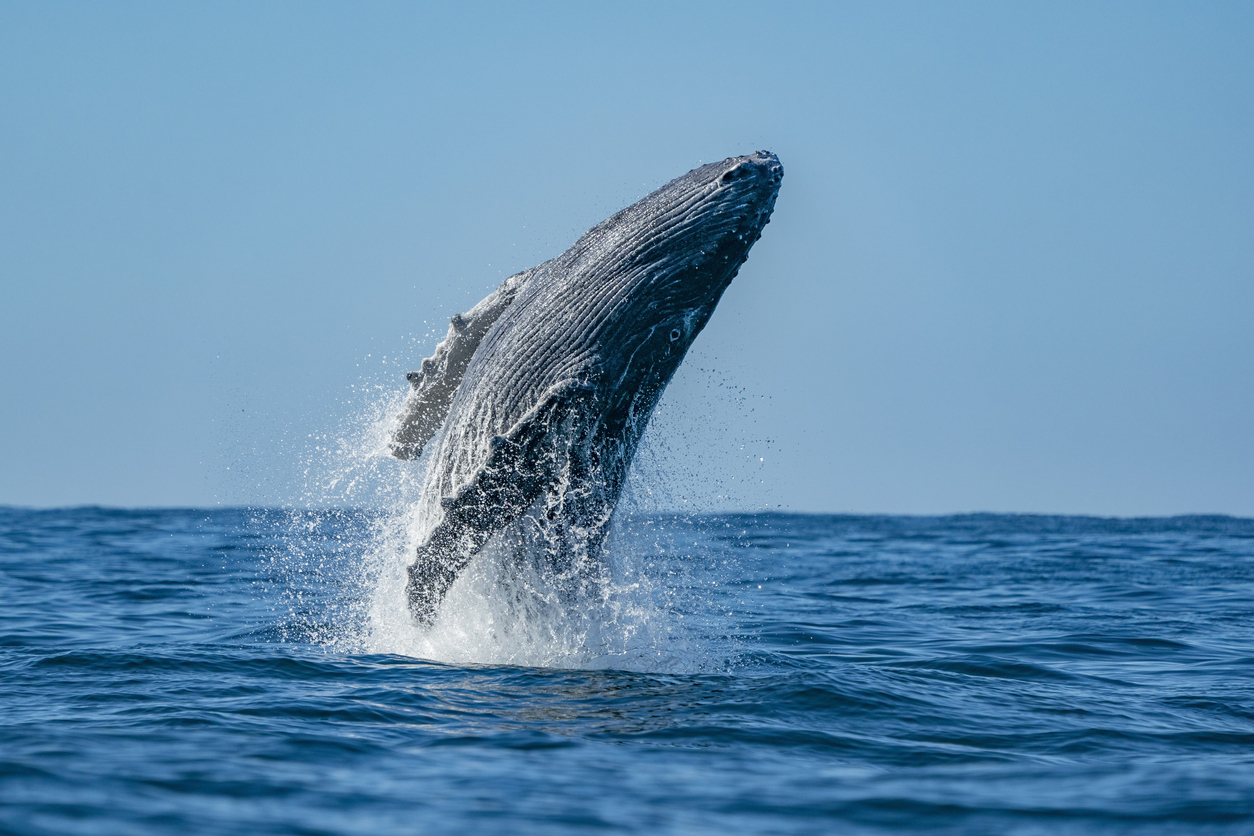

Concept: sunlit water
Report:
left=3, top=504, right=1253, bottom=835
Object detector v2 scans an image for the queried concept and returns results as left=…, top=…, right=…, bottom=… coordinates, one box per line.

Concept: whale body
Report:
left=392, top=152, right=783, bottom=624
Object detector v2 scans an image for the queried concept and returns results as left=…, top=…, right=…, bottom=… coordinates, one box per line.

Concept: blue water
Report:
left=3, top=507, right=1253, bottom=835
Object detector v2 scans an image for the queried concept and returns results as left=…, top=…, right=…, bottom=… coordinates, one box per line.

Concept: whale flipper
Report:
left=405, top=379, right=596, bottom=623
left=389, top=266, right=539, bottom=460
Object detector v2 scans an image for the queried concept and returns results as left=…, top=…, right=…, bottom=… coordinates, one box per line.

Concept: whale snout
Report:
left=718, top=150, right=783, bottom=188
left=716, top=151, right=782, bottom=246
left=749, top=150, right=783, bottom=184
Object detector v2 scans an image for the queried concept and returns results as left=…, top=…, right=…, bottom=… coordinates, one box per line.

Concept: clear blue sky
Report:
left=2, top=2, right=1251, bottom=515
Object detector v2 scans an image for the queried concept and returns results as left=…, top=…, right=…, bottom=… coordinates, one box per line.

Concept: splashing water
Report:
left=274, top=382, right=743, bottom=672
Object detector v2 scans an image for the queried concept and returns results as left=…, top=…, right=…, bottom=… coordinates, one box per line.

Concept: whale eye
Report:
left=669, top=328, right=682, bottom=342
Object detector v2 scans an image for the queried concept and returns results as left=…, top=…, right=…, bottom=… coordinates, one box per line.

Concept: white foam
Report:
left=278, top=385, right=727, bottom=673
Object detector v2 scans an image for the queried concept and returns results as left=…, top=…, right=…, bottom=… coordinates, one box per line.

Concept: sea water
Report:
left=2, top=505, right=1253, bottom=835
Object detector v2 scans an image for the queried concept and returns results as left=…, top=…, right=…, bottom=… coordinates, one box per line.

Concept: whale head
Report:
left=566, top=150, right=784, bottom=431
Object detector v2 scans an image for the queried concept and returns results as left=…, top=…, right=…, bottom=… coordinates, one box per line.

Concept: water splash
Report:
left=273, top=381, right=742, bottom=673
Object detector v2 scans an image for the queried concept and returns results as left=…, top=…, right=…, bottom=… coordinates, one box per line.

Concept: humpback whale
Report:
left=391, top=151, right=783, bottom=624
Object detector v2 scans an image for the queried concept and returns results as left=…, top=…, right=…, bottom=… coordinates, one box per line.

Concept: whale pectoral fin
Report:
left=389, top=265, right=540, bottom=460
left=446, top=379, right=596, bottom=512
left=405, top=380, right=596, bottom=624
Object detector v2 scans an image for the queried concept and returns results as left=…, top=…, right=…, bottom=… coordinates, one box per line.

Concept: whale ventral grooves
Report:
left=391, top=151, right=783, bottom=624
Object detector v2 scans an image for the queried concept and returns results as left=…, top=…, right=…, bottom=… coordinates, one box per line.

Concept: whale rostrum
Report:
left=392, top=152, right=783, bottom=624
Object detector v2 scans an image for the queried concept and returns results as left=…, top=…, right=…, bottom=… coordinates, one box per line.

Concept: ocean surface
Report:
left=2, top=506, right=1253, bottom=835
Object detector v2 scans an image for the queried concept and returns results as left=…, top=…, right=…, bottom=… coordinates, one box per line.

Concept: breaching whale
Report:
left=391, top=151, right=783, bottom=624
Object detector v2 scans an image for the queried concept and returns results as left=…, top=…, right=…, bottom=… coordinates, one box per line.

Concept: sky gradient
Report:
left=2, top=2, right=1251, bottom=514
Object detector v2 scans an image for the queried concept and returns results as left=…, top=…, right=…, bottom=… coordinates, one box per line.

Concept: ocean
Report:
left=2, top=506, right=1253, bottom=834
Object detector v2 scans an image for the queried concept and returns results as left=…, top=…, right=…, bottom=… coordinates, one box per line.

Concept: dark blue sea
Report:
left=3, top=507, right=1253, bottom=835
